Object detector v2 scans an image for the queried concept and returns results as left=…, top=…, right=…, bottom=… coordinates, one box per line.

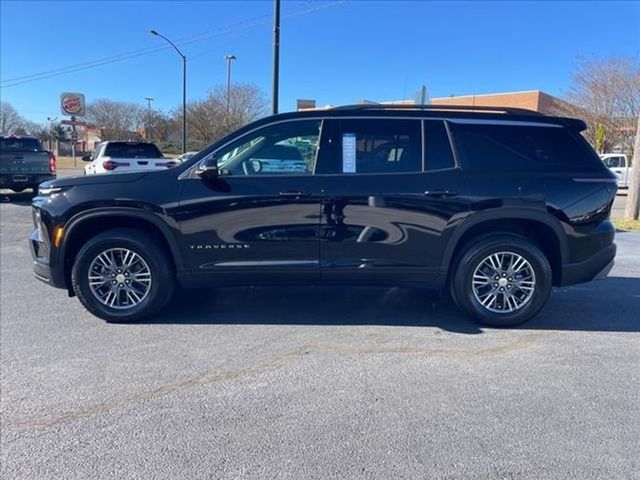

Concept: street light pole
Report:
left=144, top=97, right=154, bottom=140
left=225, top=54, right=237, bottom=114
left=272, top=0, right=280, bottom=115
left=150, top=30, right=187, bottom=154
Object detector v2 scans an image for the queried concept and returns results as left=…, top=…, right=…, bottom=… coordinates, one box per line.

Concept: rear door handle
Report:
left=279, top=190, right=311, bottom=198
left=424, top=189, right=457, bottom=198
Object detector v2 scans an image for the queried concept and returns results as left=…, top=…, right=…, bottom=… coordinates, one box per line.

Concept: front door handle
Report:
left=279, top=190, right=311, bottom=198
left=424, top=189, right=457, bottom=198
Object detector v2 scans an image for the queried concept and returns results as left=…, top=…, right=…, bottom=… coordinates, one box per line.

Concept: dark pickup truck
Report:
left=0, top=136, right=56, bottom=192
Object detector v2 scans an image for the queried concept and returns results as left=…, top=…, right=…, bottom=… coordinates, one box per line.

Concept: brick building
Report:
left=430, top=90, right=572, bottom=115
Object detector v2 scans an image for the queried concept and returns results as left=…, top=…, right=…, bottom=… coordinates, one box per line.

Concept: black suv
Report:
left=30, top=105, right=617, bottom=326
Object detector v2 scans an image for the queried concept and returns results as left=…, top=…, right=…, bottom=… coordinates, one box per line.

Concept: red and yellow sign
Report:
left=60, top=92, right=85, bottom=116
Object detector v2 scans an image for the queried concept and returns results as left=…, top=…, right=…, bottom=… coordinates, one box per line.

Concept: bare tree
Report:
left=146, top=110, right=175, bottom=142
left=23, top=120, right=49, bottom=141
left=86, top=99, right=144, bottom=141
left=0, top=101, right=25, bottom=135
left=562, top=56, right=640, bottom=155
left=174, top=83, right=267, bottom=144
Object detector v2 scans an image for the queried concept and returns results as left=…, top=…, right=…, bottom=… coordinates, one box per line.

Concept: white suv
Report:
left=600, top=153, right=632, bottom=188
left=83, top=141, right=178, bottom=175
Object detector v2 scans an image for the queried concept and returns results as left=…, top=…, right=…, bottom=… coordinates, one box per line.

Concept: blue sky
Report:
left=1, top=0, right=639, bottom=124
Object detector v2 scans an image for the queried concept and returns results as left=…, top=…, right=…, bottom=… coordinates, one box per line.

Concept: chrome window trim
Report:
left=446, top=119, right=563, bottom=128
left=180, top=114, right=564, bottom=180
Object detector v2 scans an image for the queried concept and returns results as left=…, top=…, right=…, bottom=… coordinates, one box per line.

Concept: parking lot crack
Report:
left=3, top=332, right=547, bottom=431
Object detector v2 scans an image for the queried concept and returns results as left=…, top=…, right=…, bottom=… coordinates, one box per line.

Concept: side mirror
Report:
left=196, top=158, right=218, bottom=181
left=81, top=155, right=91, bottom=162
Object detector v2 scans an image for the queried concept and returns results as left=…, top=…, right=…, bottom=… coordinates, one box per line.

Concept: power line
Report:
left=0, top=11, right=274, bottom=85
left=0, top=1, right=345, bottom=89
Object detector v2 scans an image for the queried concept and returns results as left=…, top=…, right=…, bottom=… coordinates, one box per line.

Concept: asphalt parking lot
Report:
left=1, top=182, right=639, bottom=479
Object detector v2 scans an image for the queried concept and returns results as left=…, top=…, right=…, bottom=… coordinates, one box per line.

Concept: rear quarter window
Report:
left=450, top=122, right=603, bottom=172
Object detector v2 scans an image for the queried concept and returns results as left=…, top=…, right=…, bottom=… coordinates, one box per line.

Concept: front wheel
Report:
left=71, top=228, right=175, bottom=322
left=450, top=235, right=552, bottom=326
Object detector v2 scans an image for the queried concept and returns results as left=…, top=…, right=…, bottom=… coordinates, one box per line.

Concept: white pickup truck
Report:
left=83, top=141, right=178, bottom=175
left=600, top=153, right=632, bottom=188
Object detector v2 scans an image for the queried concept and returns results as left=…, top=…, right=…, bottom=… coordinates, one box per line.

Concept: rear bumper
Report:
left=1, top=173, right=56, bottom=188
left=560, top=243, right=616, bottom=286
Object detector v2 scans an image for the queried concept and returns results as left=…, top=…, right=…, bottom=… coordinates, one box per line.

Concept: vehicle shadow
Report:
left=142, top=276, right=640, bottom=334
left=0, top=190, right=36, bottom=205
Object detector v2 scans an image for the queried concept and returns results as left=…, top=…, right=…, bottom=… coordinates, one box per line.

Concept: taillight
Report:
left=102, top=160, right=130, bottom=171
left=49, top=154, right=57, bottom=173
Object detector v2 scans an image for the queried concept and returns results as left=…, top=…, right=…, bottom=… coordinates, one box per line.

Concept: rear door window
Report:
left=104, top=142, right=163, bottom=158
left=334, top=119, right=422, bottom=174
left=450, top=122, right=599, bottom=172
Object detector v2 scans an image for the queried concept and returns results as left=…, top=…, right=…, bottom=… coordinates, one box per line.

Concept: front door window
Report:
left=209, top=120, right=322, bottom=176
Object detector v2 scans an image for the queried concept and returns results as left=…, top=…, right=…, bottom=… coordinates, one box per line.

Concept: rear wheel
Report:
left=450, top=235, right=552, bottom=326
left=71, top=228, right=175, bottom=322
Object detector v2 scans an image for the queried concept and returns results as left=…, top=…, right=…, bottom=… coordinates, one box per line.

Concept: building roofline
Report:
left=431, top=90, right=543, bottom=101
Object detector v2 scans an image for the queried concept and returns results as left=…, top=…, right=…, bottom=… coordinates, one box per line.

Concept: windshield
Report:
left=0, top=137, right=43, bottom=152
left=104, top=142, right=163, bottom=158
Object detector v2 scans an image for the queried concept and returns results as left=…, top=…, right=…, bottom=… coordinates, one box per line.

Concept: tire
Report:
left=71, top=228, right=175, bottom=322
left=450, top=234, right=552, bottom=327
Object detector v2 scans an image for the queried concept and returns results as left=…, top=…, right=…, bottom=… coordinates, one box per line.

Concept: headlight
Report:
left=38, top=185, right=65, bottom=196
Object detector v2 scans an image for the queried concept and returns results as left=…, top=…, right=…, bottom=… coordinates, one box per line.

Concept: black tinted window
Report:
left=451, top=123, right=592, bottom=172
left=104, top=142, right=163, bottom=158
left=0, top=137, right=43, bottom=152
left=338, top=119, right=421, bottom=174
left=425, top=121, right=455, bottom=170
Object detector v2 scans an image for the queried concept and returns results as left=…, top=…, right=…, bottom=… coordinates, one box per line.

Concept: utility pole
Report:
left=272, top=0, right=280, bottom=115
left=46, top=117, right=54, bottom=151
left=623, top=113, right=640, bottom=220
left=145, top=97, right=154, bottom=140
left=225, top=54, right=236, bottom=113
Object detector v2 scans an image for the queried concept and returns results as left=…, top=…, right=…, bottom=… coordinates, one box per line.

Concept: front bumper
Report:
left=29, top=227, right=66, bottom=289
left=560, top=243, right=616, bottom=286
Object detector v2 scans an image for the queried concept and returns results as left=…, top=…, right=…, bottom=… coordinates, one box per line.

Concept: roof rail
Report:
left=330, top=103, right=543, bottom=116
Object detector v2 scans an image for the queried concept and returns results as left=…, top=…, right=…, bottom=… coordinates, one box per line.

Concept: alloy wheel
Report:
left=471, top=251, right=536, bottom=313
left=87, top=248, right=152, bottom=309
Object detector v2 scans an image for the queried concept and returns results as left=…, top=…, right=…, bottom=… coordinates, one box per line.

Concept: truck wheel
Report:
left=450, top=235, right=552, bottom=327
left=71, top=228, right=175, bottom=322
